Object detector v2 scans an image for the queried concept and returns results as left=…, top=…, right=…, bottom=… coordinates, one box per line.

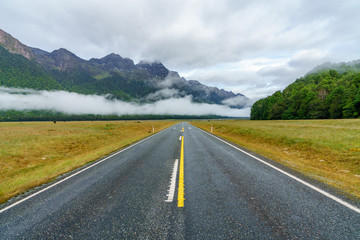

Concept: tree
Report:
left=327, top=86, right=345, bottom=119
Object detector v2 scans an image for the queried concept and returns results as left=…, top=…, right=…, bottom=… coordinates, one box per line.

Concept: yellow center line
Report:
left=178, top=134, right=185, bottom=207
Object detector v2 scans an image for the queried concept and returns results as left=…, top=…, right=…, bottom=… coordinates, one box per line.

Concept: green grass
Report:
left=0, top=120, right=176, bottom=204
left=191, top=119, right=360, bottom=198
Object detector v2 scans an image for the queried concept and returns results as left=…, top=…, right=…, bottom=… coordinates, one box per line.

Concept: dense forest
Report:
left=251, top=70, right=360, bottom=120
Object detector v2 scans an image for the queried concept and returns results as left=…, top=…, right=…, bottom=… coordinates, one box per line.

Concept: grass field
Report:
left=0, top=120, right=176, bottom=204
left=191, top=119, right=360, bottom=199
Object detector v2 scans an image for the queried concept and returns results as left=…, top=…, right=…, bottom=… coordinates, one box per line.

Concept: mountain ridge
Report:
left=0, top=28, right=250, bottom=109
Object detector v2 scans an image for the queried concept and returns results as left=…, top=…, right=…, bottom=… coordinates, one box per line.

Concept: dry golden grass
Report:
left=191, top=119, right=360, bottom=198
left=0, top=120, right=176, bottom=204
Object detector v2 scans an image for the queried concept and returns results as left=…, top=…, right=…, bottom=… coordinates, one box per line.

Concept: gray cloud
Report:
left=185, top=48, right=332, bottom=100
left=2, top=0, right=359, bottom=65
left=0, top=87, right=250, bottom=117
left=288, top=49, right=329, bottom=69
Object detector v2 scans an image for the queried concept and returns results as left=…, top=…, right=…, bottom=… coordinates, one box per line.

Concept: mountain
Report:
left=89, top=53, right=136, bottom=72
left=251, top=62, right=360, bottom=120
left=136, top=61, right=169, bottom=78
left=0, top=29, right=34, bottom=59
left=0, top=29, right=249, bottom=108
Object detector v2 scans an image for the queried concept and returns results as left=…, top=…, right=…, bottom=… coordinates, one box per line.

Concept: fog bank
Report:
left=0, top=87, right=250, bottom=117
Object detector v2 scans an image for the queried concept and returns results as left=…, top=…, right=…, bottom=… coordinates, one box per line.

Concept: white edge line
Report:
left=195, top=126, right=360, bottom=214
left=0, top=128, right=168, bottom=214
left=165, top=159, right=179, bottom=202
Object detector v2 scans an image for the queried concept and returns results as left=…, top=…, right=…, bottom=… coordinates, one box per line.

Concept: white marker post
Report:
left=152, top=125, right=155, bottom=133
left=211, top=125, right=213, bottom=133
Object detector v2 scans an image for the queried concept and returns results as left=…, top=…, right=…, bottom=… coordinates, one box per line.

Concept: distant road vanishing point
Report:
left=0, top=122, right=359, bottom=239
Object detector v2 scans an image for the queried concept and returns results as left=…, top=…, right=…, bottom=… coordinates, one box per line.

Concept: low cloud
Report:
left=221, top=95, right=252, bottom=108
left=144, top=88, right=181, bottom=101
left=0, top=87, right=250, bottom=117
left=155, top=72, right=185, bottom=88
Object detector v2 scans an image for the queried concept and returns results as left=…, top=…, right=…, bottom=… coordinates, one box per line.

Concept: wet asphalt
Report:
left=0, top=122, right=359, bottom=239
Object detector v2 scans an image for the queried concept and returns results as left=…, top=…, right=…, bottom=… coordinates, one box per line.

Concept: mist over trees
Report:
left=251, top=69, right=360, bottom=120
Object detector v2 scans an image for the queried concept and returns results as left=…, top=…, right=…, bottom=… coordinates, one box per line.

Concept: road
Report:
left=0, top=122, right=359, bottom=239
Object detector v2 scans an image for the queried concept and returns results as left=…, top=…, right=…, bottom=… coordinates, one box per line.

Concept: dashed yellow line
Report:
left=178, top=135, right=185, bottom=207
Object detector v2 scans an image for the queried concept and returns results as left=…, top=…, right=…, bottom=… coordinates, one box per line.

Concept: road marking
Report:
left=0, top=128, right=169, bottom=214
left=196, top=127, right=360, bottom=214
left=178, top=136, right=185, bottom=207
left=165, top=159, right=179, bottom=202
left=179, top=136, right=182, bottom=141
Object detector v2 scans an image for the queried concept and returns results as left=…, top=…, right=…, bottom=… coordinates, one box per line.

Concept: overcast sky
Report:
left=1, top=0, right=360, bottom=100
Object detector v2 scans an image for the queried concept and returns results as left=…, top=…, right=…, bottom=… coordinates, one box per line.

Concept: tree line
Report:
left=0, top=110, right=227, bottom=122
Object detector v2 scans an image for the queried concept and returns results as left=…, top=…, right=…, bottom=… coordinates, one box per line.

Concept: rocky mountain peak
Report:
left=137, top=61, right=169, bottom=78
left=51, top=48, right=82, bottom=59
left=89, top=53, right=136, bottom=71
left=102, top=53, right=123, bottom=61
left=29, top=47, right=87, bottom=72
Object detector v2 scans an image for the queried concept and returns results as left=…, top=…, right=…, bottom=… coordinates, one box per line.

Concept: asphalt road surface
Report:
left=1, top=122, right=359, bottom=239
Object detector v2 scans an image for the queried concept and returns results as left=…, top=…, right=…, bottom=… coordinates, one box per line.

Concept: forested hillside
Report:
left=0, top=45, right=62, bottom=90
left=251, top=69, right=360, bottom=120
